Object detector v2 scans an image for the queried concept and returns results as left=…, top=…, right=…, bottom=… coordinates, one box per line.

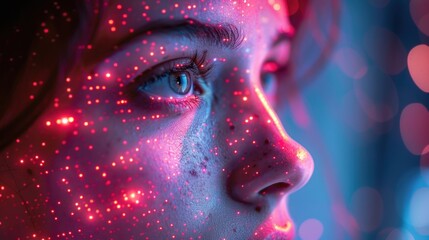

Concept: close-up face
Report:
left=0, top=0, right=313, bottom=239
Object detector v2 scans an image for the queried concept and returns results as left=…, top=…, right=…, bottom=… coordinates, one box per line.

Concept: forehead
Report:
left=91, top=0, right=291, bottom=48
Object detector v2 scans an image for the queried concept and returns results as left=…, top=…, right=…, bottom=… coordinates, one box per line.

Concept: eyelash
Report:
left=155, top=50, right=212, bottom=84
left=129, top=51, right=212, bottom=113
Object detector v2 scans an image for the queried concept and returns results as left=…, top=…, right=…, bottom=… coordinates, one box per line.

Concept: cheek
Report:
left=42, top=90, right=199, bottom=224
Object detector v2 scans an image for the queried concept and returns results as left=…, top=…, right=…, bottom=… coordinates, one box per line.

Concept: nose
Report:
left=226, top=87, right=314, bottom=205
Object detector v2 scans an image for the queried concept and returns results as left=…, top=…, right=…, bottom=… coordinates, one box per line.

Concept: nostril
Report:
left=258, top=182, right=291, bottom=196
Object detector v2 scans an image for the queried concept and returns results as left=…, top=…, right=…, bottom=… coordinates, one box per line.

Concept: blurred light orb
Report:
left=364, top=27, right=407, bottom=75
left=335, top=47, right=368, bottom=80
left=410, top=0, right=429, bottom=36
left=400, top=103, right=429, bottom=155
left=298, top=218, right=324, bottom=240
left=408, top=188, right=429, bottom=235
left=407, top=44, right=429, bottom=93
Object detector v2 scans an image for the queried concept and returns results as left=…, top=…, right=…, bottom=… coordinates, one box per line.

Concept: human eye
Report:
left=127, top=51, right=212, bottom=113
left=260, top=61, right=289, bottom=105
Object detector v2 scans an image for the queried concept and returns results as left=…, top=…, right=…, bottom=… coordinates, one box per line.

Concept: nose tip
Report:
left=227, top=139, right=313, bottom=205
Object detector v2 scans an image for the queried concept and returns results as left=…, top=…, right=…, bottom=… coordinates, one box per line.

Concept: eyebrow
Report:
left=118, top=18, right=245, bottom=50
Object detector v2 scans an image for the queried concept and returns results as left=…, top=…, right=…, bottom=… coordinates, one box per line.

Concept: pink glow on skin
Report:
left=0, top=0, right=313, bottom=239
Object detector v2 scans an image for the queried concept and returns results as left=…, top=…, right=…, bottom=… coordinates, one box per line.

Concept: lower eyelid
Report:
left=128, top=82, right=205, bottom=114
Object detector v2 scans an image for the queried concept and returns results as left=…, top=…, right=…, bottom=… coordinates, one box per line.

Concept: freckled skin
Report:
left=0, top=0, right=313, bottom=239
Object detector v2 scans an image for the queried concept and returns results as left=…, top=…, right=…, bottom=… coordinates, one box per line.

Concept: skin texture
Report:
left=0, top=0, right=313, bottom=239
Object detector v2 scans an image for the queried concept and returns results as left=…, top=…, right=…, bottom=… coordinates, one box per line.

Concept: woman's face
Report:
left=1, top=0, right=313, bottom=239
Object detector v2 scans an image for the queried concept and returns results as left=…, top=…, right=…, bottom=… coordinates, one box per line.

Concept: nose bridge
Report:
left=254, top=86, right=289, bottom=140
left=224, top=78, right=314, bottom=205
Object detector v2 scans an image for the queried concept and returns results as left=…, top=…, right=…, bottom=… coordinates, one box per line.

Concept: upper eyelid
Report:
left=133, top=52, right=211, bottom=85
left=134, top=57, right=195, bottom=82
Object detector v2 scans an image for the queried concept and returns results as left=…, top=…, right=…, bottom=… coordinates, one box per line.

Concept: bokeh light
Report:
left=400, top=103, right=429, bottom=155
left=298, top=218, right=324, bottom=240
left=408, top=187, right=429, bottom=235
left=364, top=27, right=407, bottom=75
left=410, top=0, right=429, bottom=36
left=334, top=47, right=368, bottom=80
left=407, top=44, right=429, bottom=93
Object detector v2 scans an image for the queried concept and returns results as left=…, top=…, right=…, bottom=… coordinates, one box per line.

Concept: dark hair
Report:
left=0, top=1, right=91, bottom=151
